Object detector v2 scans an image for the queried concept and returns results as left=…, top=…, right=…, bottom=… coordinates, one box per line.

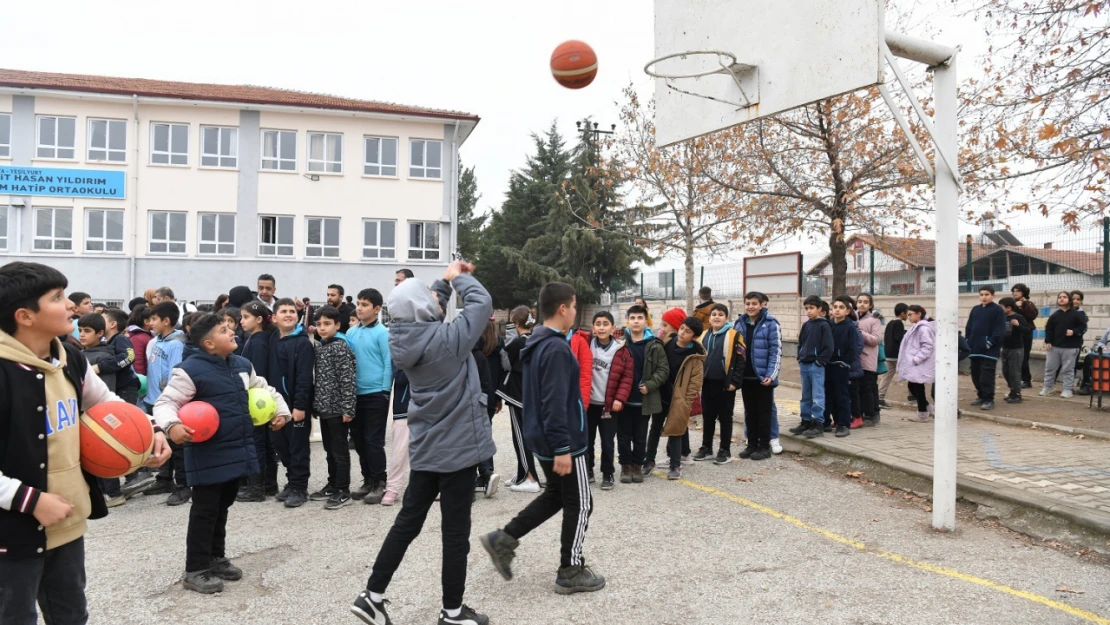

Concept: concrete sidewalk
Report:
left=770, top=385, right=1110, bottom=542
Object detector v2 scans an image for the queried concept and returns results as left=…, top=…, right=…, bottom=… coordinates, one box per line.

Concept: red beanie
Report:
left=662, top=307, right=687, bottom=331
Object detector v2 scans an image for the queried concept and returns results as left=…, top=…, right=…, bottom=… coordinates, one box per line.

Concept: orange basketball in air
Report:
left=80, top=402, right=154, bottom=478
left=551, top=40, right=597, bottom=89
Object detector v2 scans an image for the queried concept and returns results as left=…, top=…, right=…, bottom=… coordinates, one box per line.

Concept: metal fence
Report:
left=622, top=219, right=1108, bottom=302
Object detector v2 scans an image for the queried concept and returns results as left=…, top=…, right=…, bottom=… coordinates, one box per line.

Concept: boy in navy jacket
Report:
left=791, top=296, right=833, bottom=438
left=155, top=313, right=289, bottom=594
left=272, top=298, right=315, bottom=509
left=482, top=282, right=606, bottom=597
left=965, top=286, right=1007, bottom=409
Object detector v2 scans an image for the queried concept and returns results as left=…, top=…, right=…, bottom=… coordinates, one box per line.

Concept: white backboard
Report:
left=744, top=252, right=802, bottom=296
left=652, top=0, right=884, bottom=147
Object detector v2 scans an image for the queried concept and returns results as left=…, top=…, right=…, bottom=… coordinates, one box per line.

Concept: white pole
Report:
left=931, top=57, right=959, bottom=531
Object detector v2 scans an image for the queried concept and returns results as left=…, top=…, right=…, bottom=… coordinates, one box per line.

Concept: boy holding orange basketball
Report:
left=0, top=261, right=171, bottom=625
left=154, top=313, right=290, bottom=594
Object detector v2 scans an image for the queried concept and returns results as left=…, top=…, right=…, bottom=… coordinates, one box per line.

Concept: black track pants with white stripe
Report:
left=503, top=455, right=593, bottom=569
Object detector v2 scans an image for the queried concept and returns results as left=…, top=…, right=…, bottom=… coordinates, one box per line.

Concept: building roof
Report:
left=0, top=68, right=480, bottom=123
left=806, top=234, right=1104, bottom=276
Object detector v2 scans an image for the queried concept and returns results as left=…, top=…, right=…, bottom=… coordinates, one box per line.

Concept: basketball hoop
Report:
left=644, top=50, right=758, bottom=109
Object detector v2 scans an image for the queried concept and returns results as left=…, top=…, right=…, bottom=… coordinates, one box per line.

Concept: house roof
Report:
left=0, top=68, right=480, bottom=124
left=806, top=234, right=1104, bottom=276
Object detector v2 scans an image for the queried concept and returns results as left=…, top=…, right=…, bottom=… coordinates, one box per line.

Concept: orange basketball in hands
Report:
left=550, top=40, right=597, bottom=89
left=80, top=402, right=154, bottom=478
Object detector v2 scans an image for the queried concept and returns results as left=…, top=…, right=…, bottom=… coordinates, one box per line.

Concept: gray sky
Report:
left=3, top=1, right=1069, bottom=272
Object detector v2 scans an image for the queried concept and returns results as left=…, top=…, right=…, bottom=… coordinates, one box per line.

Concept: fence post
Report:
left=640, top=273, right=644, bottom=299
left=700, top=266, right=705, bottom=289
left=1103, top=217, right=1109, bottom=288
left=965, top=235, right=973, bottom=293
left=869, top=245, right=876, bottom=294
left=671, top=268, right=676, bottom=300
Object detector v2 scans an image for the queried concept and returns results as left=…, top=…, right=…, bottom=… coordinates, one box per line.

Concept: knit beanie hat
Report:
left=127, top=296, right=148, bottom=312
left=662, top=307, right=688, bottom=331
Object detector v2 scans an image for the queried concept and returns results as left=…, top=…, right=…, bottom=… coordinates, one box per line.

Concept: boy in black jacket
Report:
left=97, top=308, right=140, bottom=403
left=482, top=282, right=606, bottom=596
left=0, top=262, right=171, bottom=624
left=273, top=298, right=315, bottom=508
left=825, top=298, right=859, bottom=437
left=998, top=297, right=1031, bottom=404
left=790, top=296, right=833, bottom=438
left=310, top=306, right=357, bottom=510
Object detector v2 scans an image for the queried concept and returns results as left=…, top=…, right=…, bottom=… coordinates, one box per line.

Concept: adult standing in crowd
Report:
left=256, top=274, right=278, bottom=311
left=395, top=268, right=415, bottom=286
left=693, top=287, right=715, bottom=327
left=213, top=293, right=229, bottom=312
left=143, top=287, right=158, bottom=307
left=1010, top=284, right=1038, bottom=389
left=327, top=284, right=357, bottom=333
left=878, top=303, right=908, bottom=407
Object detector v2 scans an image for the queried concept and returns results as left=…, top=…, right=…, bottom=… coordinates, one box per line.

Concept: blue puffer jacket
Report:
left=737, top=309, right=782, bottom=387
left=176, top=353, right=259, bottom=487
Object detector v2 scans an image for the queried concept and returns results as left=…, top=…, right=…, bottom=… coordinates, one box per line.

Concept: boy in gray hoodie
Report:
left=350, top=261, right=493, bottom=625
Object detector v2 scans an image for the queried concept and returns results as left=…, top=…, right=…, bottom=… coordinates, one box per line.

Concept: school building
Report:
left=0, top=68, right=480, bottom=302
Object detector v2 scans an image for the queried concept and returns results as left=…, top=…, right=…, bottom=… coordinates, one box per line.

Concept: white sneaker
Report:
left=770, top=438, right=783, bottom=455
left=509, top=479, right=541, bottom=493
left=1061, top=390, right=1074, bottom=399
left=309, top=428, right=323, bottom=443
left=1039, top=387, right=1053, bottom=397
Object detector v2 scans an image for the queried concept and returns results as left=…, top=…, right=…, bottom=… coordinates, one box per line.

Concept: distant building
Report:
left=806, top=234, right=1104, bottom=296
left=0, top=68, right=480, bottom=301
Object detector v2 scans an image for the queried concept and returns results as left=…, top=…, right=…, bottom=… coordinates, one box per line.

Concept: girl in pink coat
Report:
left=897, top=305, right=936, bottom=422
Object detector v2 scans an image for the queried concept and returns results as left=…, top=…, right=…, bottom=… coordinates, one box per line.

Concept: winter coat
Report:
left=568, top=330, right=594, bottom=409
left=849, top=320, right=865, bottom=379
left=127, top=326, right=151, bottom=376
left=1001, top=313, right=1032, bottom=350
left=98, top=333, right=138, bottom=390
left=145, top=330, right=187, bottom=405
left=699, top=325, right=746, bottom=390
left=392, top=369, right=410, bottom=419
left=603, top=343, right=635, bottom=412
left=240, top=329, right=280, bottom=385
left=619, top=329, right=669, bottom=415
left=1016, top=298, right=1038, bottom=325
left=857, top=311, right=882, bottom=372
left=965, top=302, right=1007, bottom=359
left=387, top=273, right=496, bottom=473
left=154, top=352, right=289, bottom=487
left=276, top=326, right=315, bottom=412
left=797, top=317, right=834, bottom=366
left=737, top=309, right=781, bottom=387
left=898, top=319, right=936, bottom=384
left=313, top=335, right=357, bottom=418
left=496, top=333, right=529, bottom=408
left=84, top=343, right=119, bottom=392
left=662, top=339, right=705, bottom=437
left=1044, top=308, right=1088, bottom=350
left=829, top=318, right=859, bottom=372
left=521, top=326, right=587, bottom=460
left=883, top=319, right=907, bottom=359
left=693, top=300, right=715, bottom=327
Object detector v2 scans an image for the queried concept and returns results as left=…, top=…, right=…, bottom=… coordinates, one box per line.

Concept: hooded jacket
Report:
left=693, top=300, right=715, bottom=327
left=96, top=333, right=138, bottom=390
left=0, top=334, right=120, bottom=558
left=857, top=311, right=882, bottom=371
left=496, top=333, right=529, bottom=408
left=965, top=302, right=1007, bottom=359
left=1002, top=313, right=1032, bottom=350
left=347, top=319, right=393, bottom=395
left=84, top=342, right=119, bottom=392
left=276, top=325, right=315, bottom=412
left=797, top=317, right=834, bottom=366
left=392, top=368, right=410, bottom=420
left=127, top=326, right=151, bottom=376
left=829, top=317, right=860, bottom=371
left=313, top=334, right=357, bottom=418
left=661, top=337, right=706, bottom=437
left=616, top=328, right=669, bottom=415
left=567, top=330, right=594, bottom=409
left=898, top=319, right=936, bottom=384
left=602, top=340, right=635, bottom=412
left=699, top=323, right=746, bottom=390
left=1044, top=307, right=1088, bottom=350
left=521, top=326, right=587, bottom=460
left=145, top=329, right=187, bottom=405
left=737, top=308, right=781, bottom=386
left=387, top=273, right=495, bottom=473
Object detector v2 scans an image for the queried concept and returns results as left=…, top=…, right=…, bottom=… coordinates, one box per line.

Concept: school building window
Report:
left=261, top=129, right=297, bottom=171
left=308, top=132, right=342, bottom=173
left=200, top=125, right=238, bottom=168
left=306, top=217, right=340, bottom=258
left=148, top=211, right=187, bottom=254
left=408, top=221, right=440, bottom=260
left=0, top=113, right=10, bottom=158
left=85, top=209, right=124, bottom=253
left=36, top=116, right=77, bottom=159
left=87, top=118, right=126, bottom=162
left=853, top=248, right=865, bottom=269
left=198, top=213, right=235, bottom=255
left=259, top=215, right=294, bottom=257
left=151, top=122, right=189, bottom=166
left=362, top=219, right=396, bottom=259
left=0, top=206, right=8, bottom=250
left=364, top=136, right=397, bottom=176
left=409, top=139, right=442, bottom=179
left=33, top=207, right=73, bottom=251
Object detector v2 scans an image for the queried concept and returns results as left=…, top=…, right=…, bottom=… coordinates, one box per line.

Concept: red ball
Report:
left=178, top=401, right=220, bottom=443
left=550, top=40, right=597, bottom=89
left=80, top=402, right=154, bottom=478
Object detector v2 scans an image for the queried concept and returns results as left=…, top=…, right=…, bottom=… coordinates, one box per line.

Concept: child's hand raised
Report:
left=443, top=261, right=476, bottom=282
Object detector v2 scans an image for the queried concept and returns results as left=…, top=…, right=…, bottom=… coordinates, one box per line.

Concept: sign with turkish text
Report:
left=0, top=165, right=125, bottom=199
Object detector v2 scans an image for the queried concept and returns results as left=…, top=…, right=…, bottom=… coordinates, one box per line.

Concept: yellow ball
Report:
left=248, top=388, right=277, bottom=426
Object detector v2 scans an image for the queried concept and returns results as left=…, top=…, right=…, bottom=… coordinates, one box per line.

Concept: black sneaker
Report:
left=350, top=590, right=392, bottom=625
left=970, top=398, right=984, bottom=406
left=736, top=446, right=755, bottom=460
left=555, top=563, right=606, bottom=595
left=275, top=486, right=292, bottom=502
left=284, top=489, right=308, bottom=508
left=600, top=474, right=615, bottom=490
left=587, top=470, right=596, bottom=484
left=667, top=467, right=681, bottom=480
left=1021, top=381, right=1033, bottom=389
left=878, top=399, right=893, bottom=409
left=325, top=489, right=352, bottom=510
left=121, top=470, right=155, bottom=497
left=715, top=450, right=733, bottom=464
left=479, top=529, right=519, bottom=580
left=363, top=482, right=387, bottom=505
left=907, top=394, right=917, bottom=402
left=642, top=461, right=656, bottom=477
left=620, top=465, right=632, bottom=484
left=182, top=569, right=224, bottom=594
left=861, top=418, right=877, bottom=427
left=210, top=557, right=243, bottom=581
left=438, top=605, right=489, bottom=625
left=310, top=486, right=337, bottom=501
left=144, top=479, right=174, bottom=496
left=166, top=486, right=191, bottom=506
left=751, top=448, right=771, bottom=461
left=631, top=465, right=644, bottom=483
left=1004, top=395, right=1023, bottom=404
left=1076, top=386, right=1091, bottom=396
left=980, top=401, right=994, bottom=410
left=823, top=425, right=834, bottom=432
left=835, top=426, right=850, bottom=437
left=788, top=423, right=809, bottom=435
left=692, top=447, right=713, bottom=461
left=351, top=480, right=373, bottom=501
left=803, top=424, right=825, bottom=438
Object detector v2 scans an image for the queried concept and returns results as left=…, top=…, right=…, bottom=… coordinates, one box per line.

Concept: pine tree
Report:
left=455, top=162, right=485, bottom=262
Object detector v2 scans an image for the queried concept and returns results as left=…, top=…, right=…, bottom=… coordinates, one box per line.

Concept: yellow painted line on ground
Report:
left=673, top=476, right=1110, bottom=624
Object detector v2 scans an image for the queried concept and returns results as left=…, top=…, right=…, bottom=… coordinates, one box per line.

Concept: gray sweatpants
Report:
left=1044, top=346, right=1080, bottom=392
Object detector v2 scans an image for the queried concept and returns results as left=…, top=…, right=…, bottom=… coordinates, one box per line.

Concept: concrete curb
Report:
left=784, top=431, right=1110, bottom=536
left=775, top=379, right=1110, bottom=441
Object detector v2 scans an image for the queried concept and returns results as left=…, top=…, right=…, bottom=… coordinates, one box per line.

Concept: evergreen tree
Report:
left=455, top=162, right=485, bottom=262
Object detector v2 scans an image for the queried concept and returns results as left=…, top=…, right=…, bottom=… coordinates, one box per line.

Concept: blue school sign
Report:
left=0, top=165, right=125, bottom=199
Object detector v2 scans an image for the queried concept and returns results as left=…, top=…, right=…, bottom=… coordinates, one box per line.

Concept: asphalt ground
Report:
left=81, top=408, right=1110, bottom=625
